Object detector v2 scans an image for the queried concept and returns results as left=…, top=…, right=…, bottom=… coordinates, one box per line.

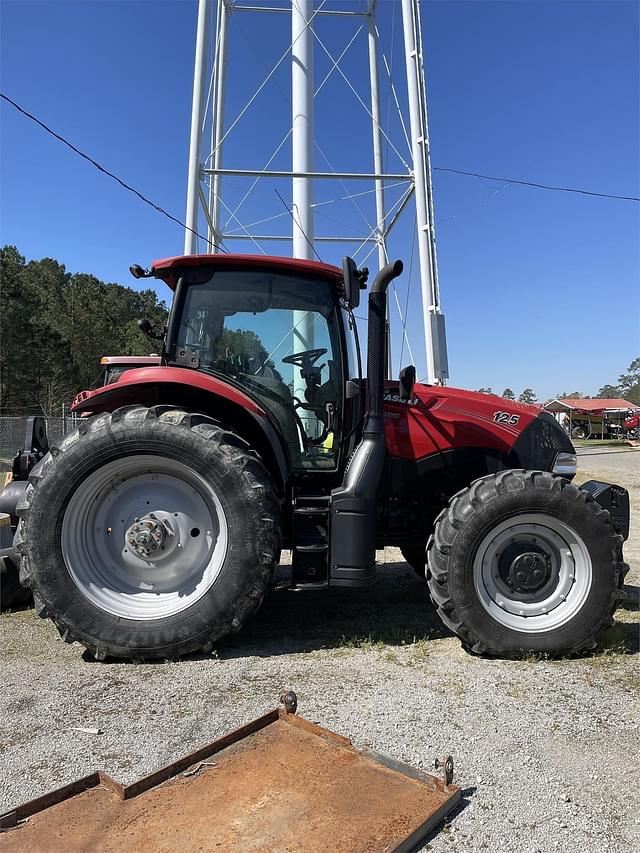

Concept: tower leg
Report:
left=401, top=0, right=448, bottom=382
left=185, top=0, right=211, bottom=255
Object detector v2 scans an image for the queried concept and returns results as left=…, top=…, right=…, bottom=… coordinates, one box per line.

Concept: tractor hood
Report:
left=382, top=381, right=573, bottom=473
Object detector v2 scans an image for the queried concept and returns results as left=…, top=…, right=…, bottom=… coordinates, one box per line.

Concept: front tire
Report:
left=17, top=406, right=281, bottom=660
left=426, top=470, right=627, bottom=657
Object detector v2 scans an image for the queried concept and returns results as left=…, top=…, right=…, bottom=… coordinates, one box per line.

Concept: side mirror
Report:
left=342, top=256, right=368, bottom=309
left=129, top=264, right=151, bottom=279
left=399, top=365, right=416, bottom=401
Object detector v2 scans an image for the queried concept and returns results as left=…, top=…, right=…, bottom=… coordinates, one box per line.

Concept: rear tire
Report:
left=426, top=470, right=627, bottom=657
left=17, top=406, right=281, bottom=661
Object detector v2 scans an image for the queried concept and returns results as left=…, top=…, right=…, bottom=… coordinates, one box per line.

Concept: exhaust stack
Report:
left=330, top=260, right=403, bottom=586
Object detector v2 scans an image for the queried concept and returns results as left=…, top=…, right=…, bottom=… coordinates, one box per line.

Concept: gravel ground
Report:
left=1, top=447, right=639, bottom=852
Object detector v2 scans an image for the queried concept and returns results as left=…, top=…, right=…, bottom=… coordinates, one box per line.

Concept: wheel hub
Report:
left=508, top=551, right=551, bottom=592
left=498, top=542, right=552, bottom=595
left=126, top=514, right=169, bottom=559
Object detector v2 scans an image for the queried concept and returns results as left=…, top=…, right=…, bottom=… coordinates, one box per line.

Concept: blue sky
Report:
left=1, top=0, right=638, bottom=400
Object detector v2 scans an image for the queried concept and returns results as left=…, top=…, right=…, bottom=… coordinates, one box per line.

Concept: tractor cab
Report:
left=149, top=255, right=367, bottom=472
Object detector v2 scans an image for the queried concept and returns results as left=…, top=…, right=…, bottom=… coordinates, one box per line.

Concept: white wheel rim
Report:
left=61, top=455, right=228, bottom=620
left=473, top=513, right=592, bottom=633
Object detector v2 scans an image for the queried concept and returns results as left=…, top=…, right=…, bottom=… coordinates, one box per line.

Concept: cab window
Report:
left=177, top=269, right=343, bottom=470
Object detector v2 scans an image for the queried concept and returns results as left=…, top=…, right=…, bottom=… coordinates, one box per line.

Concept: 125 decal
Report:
left=493, top=411, right=520, bottom=426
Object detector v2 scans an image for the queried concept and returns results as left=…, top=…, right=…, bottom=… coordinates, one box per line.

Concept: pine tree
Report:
left=519, top=388, right=537, bottom=404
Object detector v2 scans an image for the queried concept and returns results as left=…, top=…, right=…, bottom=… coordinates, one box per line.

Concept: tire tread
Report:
left=17, top=405, right=281, bottom=661
left=425, top=470, right=626, bottom=658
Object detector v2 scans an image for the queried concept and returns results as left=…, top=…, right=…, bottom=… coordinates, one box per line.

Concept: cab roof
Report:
left=151, top=254, right=343, bottom=290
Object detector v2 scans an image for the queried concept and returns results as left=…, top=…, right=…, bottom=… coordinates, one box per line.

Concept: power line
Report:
left=0, top=92, right=228, bottom=252
left=2, top=89, right=638, bottom=266
left=274, top=188, right=324, bottom=263
left=433, top=166, right=640, bottom=203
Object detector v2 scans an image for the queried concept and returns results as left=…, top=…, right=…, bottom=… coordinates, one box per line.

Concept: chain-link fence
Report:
left=0, top=415, right=80, bottom=464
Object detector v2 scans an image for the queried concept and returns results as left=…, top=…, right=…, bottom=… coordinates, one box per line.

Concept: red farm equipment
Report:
left=95, top=355, right=162, bottom=387
left=0, top=254, right=630, bottom=659
left=623, top=410, right=640, bottom=439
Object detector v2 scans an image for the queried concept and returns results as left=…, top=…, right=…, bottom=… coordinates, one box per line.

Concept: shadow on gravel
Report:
left=77, top=559, right=450, bottom=665
left=0, top=599, right=32, bottom=614
left=598, top=622, right=640, bottom=655
left=622, top=624, right=640, bottom=654
left=218, top=559, right=452, bottom=659
left=593, top=585, right=640, bottom=656
left=408, top=786, right=476, bottom=851
left=622, top=584, right=639, bottom=611
left=75, top=573, right=640, bottom=665
left=207, top=576, right=640, bottom=663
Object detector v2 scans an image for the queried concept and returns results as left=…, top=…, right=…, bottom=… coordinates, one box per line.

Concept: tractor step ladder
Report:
left=291, top=494, right=330, bottom=587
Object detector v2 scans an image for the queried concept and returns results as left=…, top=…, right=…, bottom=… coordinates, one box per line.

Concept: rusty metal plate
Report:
left=1, top=701, right=460, bottom=853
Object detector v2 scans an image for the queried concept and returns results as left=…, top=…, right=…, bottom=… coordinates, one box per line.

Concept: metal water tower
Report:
left=184, top=0, right=448, bottom=384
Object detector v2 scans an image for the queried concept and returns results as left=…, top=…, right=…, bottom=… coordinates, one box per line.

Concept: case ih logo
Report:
left=384, top=393, right=420, bottom=406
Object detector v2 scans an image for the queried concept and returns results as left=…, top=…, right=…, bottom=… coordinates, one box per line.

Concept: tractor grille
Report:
left=510, top=412, right=574, bottom=474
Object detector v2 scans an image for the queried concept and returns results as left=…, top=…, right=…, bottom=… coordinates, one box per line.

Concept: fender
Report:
left=71, top=367, right=288, bottom=491
left=380, top=384, right=574, bottom=545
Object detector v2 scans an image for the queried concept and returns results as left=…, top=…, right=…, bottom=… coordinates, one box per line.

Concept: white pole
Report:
left=209, top=0, right=230, bottom=251
left=400, top=0, right=448, bottom=382
left=291, top=0, right=315, bottom=261
left=184, top=0, right=211, bottom=255
left=367, top=2, right=390, bottom=376
left=367, top=3, right=386, bottom=273
left=292, top=0, right=315, bottom=428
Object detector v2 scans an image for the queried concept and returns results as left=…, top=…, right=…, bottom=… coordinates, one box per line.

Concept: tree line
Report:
left=476, top=387, right=538, bottom=404
left=476, top=358, right=639, bottom=406
left=2, top=245, right=637, bottom=415
left=1, top=246, right=168, bottom=415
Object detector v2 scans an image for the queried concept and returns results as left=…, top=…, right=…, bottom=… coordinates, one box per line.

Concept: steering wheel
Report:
left=282, top=347, right=327, bottom=370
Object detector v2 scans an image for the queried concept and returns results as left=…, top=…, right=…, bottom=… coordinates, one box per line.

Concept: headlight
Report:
left=552, top=452, right=577, bottom=476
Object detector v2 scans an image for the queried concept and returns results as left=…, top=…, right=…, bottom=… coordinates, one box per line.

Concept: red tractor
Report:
left=2, top=254, right=630, bottom=660
left=623, top=410, right=640, bottom=439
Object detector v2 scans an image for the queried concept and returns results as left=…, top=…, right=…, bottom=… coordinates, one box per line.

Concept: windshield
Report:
left=104, top=365, right=132, bottom=384
left=90, top=364, right=140, bottom=389
left=176, top=269, right=344, bottom=470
